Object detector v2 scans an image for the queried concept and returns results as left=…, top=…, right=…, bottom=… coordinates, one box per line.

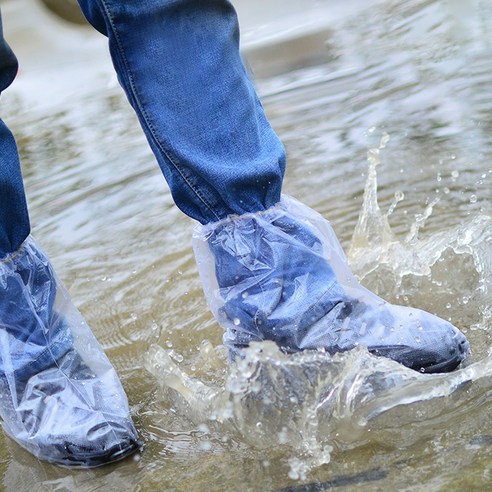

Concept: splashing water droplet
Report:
left=380, top=132, right=390, bottom=148
left=199, top=441, right=212, bottom=451
left=387, top=191, right=405, bottom=217
left=198, top=423, right=209, bottom=433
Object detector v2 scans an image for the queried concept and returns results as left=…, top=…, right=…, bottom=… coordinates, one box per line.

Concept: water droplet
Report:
left=169, top=350, right=184, bottom=363
left=199, top=441, right=212, bottom=451
left=198, top=424, right=209, bottom=433
left=233, top=317, right=241, bottom=326
left=470, top=195, right=477, bottom=203
left=451, top=170, right=460, bottom=179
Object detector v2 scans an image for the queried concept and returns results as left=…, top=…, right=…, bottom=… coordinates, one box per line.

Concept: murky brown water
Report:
left=1, top=0, right=491, bottom=490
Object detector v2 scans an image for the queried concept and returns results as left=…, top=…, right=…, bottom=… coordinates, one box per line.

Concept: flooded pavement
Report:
left=1, top=0, right=491, bottom=490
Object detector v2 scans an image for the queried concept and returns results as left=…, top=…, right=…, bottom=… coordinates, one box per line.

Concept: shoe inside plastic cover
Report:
left=0, top=236, right=140, bottom=467
left=193, top=195, right=470, bottom=374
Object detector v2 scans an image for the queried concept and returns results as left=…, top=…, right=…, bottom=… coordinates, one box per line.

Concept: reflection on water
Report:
left=1, top=0, right=491, bottom=490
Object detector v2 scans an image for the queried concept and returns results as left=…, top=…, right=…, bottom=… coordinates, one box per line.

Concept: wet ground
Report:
left=0, top=0, right=491, bottom=490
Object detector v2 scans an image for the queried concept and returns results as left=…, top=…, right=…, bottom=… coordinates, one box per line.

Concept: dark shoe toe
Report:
left=53, top=423, right=142, bottom=468
left=369, top=326, right=470, bottom=374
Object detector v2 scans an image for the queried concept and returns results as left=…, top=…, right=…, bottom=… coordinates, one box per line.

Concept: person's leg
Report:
left=77, top=0, right=469, bottom=373
left=0, top=14, right=30, bottom=256
left=0, top=11, right=140, bottom=467
left=78, top=0, right=286, bottom=224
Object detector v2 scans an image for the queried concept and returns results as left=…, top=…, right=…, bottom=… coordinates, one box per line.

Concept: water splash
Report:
left=144, top=134, right=492, bottom=480
left=349, top=134, right=491, bottom=286
left=348, top=133, right=492, bottom=336
left=348, top=132, right=395, bottom=252
left=145, top=340, right=492, bottom=480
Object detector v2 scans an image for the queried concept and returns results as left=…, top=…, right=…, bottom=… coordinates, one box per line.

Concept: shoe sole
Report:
left=52, top=438, right=143, bottom=469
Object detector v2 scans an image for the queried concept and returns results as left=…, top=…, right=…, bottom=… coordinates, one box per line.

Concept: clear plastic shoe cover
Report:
left=0, top=236, right=140, bottom=467
left=193, top=195, right=470, bottom=373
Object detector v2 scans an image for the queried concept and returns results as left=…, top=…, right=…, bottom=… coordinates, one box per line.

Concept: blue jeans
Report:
left=0, top=12, right=30, bottom=256
left=0, top=0, right=286, bottom=257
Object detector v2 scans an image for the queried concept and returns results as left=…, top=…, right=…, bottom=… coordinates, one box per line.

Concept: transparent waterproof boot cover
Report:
left=193, top=195, right=470, bottom=373
left=0, top=236, right=140, bottom=467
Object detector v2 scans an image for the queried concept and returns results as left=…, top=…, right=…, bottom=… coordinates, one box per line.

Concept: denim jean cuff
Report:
left=197, top=197, right=288, bottom=239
